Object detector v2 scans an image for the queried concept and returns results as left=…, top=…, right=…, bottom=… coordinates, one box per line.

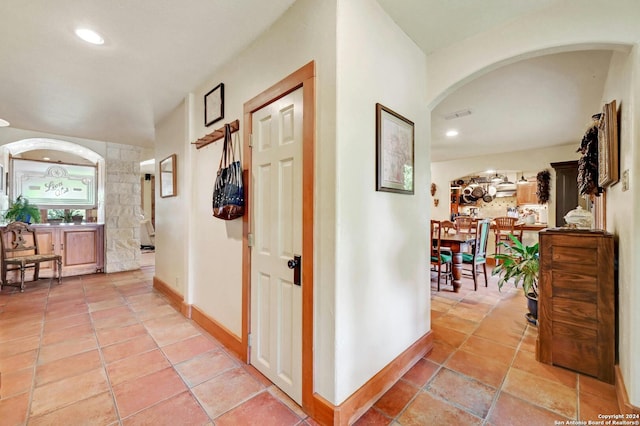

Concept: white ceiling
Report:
left=0, top=0, right=618, bottom=166
left=430, top=50, right=613, bottom=162
left=0, top=0, right=297, bottom=147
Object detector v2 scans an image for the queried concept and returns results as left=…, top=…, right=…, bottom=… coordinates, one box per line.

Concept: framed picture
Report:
left=159, top=154, right=177, bottom=198
left=597, top=100, right=619, bottom=187
left=376, top=103, right=414, bottom=194
left=204, top=83, right=224, bottom=127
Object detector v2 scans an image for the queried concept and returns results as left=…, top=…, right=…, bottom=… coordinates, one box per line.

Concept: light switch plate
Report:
left=622, top=169, right=629, bottom=191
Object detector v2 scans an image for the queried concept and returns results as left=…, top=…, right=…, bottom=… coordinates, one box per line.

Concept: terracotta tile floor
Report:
left=355, top=272, right=621, bottom=425
left=0, top=258, right=621, bottom=425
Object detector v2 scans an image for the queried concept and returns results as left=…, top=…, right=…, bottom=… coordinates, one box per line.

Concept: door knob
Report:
left=287, top=255, right=301, bottom=286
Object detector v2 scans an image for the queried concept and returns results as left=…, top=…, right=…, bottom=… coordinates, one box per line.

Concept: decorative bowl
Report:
left=564, top=206, right=592, bottom=229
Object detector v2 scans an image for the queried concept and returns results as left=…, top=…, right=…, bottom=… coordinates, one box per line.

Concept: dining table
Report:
left=437, top=233, right=476, bottom=292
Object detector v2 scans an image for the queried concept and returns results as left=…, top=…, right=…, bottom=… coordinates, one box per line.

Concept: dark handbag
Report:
left=212, top=124, right=244, bottom=220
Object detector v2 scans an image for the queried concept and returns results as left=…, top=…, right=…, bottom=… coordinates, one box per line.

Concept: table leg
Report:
left=451, top=252, right=463, bottom=292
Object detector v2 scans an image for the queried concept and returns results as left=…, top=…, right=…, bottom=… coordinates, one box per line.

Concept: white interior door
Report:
left=250, top=88, right=303, bottom=404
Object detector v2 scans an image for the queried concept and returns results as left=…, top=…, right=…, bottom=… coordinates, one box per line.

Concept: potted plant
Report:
left=47, top=209, right=65, bottom=225
left=71, top=210, right=84, bottom=224
left=4, top=195, right=41, bottom=223
left=492, top=234, right=539, bottom=325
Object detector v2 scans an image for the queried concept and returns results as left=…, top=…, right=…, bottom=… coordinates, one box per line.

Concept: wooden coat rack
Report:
left=192, top=119, right=240, bottom=149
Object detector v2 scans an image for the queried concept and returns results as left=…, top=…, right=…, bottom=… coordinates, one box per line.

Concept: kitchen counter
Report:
left=487, top=222, right=547, bottom=232
left=515, top=223, right=548, bottom=231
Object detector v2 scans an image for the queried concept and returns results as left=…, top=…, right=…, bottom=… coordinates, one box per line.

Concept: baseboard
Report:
left=615, top=365, right=640, bottom=415
left=152, top=274, right=433, bottom=425
left=317, top=331, right=433, bottom=425
left=190, top=305, right=245, bottom=362
left=153, top=276, right=184, bottom=312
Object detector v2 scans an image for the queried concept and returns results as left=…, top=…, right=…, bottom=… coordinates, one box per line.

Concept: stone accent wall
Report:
left=105, top=143, right=142, bottom=273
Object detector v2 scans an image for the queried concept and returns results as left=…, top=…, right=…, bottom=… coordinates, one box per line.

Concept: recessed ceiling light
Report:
left=0, top=118, right=9, bottom=127
left=446, top=129, right=459, bottom=137
left=43, top=157, right=51, bottom=161
left=75, top=28, right=104, bottom=45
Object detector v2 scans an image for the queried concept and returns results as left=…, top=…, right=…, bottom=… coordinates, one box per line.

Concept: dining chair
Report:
left=440, top=220, right=455, bottom=235
left=493, top=216, right=519, bottom=262
left=454, top=216, right=474, bottom=235
left=0, top=221, right=62, bottom=292
left=462, top=219, right=490, bottom=290
left=430, top=220, right=453, bottom=290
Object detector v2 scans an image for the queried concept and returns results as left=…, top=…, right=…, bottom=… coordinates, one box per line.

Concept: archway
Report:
left=2, top=138, right=106, bottom=223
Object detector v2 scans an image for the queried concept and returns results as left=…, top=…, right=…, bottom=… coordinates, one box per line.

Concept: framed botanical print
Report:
left=376, top=103, right=414, bottom=194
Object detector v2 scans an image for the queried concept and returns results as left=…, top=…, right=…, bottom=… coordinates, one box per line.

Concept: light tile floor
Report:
left=0, top=259, right=622, bottom=425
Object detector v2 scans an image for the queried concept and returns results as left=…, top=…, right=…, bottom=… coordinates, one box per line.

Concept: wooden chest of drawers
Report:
left=536, top=228, right=615, bottom=383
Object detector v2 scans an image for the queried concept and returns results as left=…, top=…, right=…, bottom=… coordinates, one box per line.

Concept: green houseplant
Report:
left=492, top=234, right=539, bottom=324
left=47, top=209, right=64, bottom=224
left=4, top=195, right=41, bottom=223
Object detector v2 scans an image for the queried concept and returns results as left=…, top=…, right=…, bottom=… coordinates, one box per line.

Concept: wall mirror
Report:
left=159, top=154, right=177, bottom=198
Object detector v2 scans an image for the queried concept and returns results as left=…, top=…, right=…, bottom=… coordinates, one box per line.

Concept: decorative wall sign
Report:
left=376, top=103, right=414, bottom=194
left=205, top=83, right=224, bottom=127
left=12, top=159, right=97, bottom=208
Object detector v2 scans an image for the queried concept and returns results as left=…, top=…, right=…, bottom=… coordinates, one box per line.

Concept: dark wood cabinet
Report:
left=536, top=229, right=615, bottom=383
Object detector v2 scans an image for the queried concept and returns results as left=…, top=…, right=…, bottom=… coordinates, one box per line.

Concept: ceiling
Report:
left=0, top=0, right=618, bottom=166
left=0, top=0, right=297, bottom=147
left=430, top=50, right=613, bottom=162
left=375, top=0, right=617, bottom=163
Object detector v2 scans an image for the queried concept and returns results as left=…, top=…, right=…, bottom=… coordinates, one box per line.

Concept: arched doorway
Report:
left=2, top=138, right=106, bottom=223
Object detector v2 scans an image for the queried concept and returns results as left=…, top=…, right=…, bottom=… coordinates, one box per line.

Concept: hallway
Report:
left=0, top=265, right=620, bottom=425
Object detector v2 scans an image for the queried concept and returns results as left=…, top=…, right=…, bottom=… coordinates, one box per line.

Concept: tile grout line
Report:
left=24, top=283, right=51, bottom=424
left=387, top=286, right=502, bottom=424
left=481, top=316, right=530, bottom=425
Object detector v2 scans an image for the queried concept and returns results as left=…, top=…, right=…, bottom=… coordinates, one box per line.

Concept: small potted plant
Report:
left=4, top=195, right=41, bottom=223
left=47, top=209, right=65, bottom=225
left=71, top=210, right=84, bottom=224
left=492, top=235, right=539, bottom=325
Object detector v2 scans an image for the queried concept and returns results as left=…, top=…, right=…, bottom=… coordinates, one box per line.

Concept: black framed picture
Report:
left=205, top=83, right=224, bottom=127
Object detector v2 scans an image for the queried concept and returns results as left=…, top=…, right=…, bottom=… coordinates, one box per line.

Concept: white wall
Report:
left=426, top=1, right=640, bottom=405
left=431, top=144, right=580, bottom=225
left=426, top=0, right=640, bottom=108
left=0, top=127, right=107, bottom=156
left=334, top=0, right=428, bottom=404
left=154, top=99, right=188, bottom=295
left=599, top=48, right=639, bottom=404
left=141, top=178, right=152, bottom=221
left=153, top=0, right=341, bottom=402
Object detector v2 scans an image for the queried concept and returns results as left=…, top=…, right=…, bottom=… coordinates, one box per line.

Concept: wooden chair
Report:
left=0, top=222, right=62, bottom=292
left=462, top=219, right=490, bottom=290
left=430, top=220, right=453, bottom=290
left=454, top=216, right=475, bottom=235
left=493, top=216, right=519, bottom=261
left=440, top=220, right=455, bottom=235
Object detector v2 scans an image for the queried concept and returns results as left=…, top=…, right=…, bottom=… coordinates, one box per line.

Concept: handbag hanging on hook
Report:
left=212, top=123, right=244, bottom=220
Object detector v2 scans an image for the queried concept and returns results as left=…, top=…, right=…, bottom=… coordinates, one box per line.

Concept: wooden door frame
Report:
left=242, top=61, right=319, bottom=413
